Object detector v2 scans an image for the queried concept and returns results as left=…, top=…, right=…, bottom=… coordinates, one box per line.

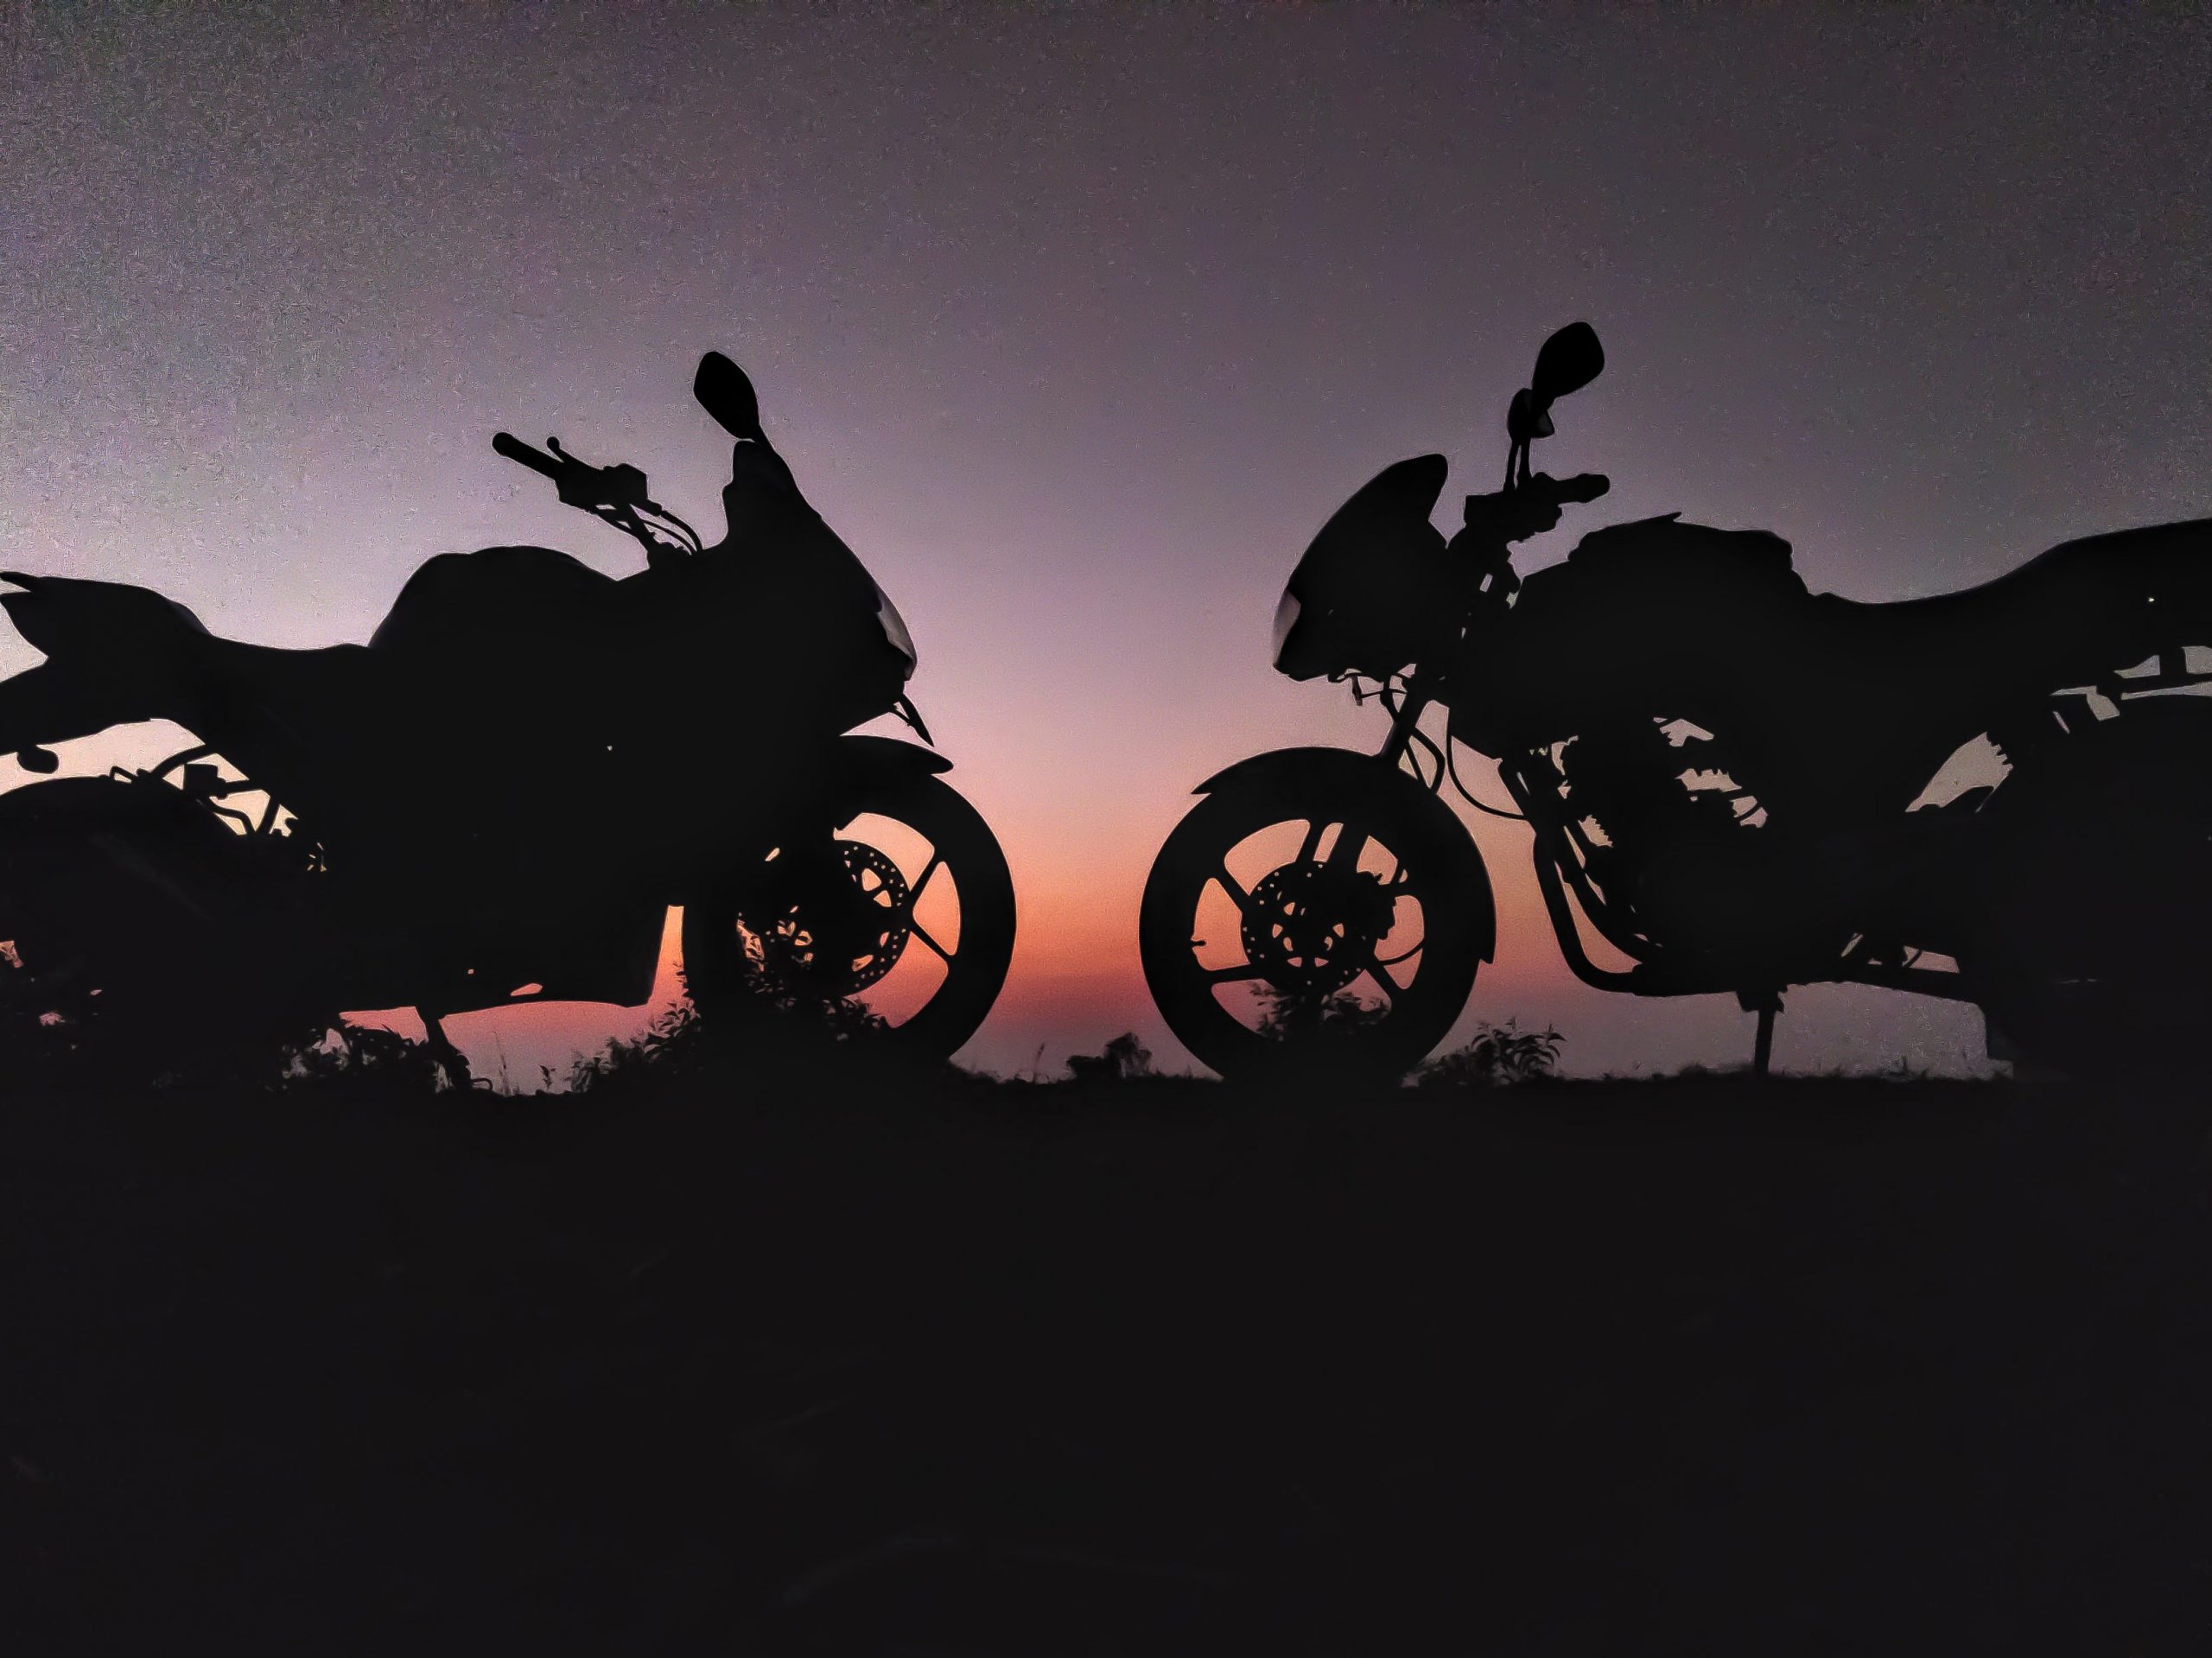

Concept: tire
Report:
left=1975, top=976, right=2206, bottom=1080
left=0, top=777, right=331, bottom=1084
left=682, top=772, right=1015, bottom=1063
left=1963, top=695, right=2212, bottom=1078
left=1140, top=749, right=1491, bottom=1081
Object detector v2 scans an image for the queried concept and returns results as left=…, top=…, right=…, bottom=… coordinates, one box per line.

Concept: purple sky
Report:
left=3, top=4, right=2208, bottom=1078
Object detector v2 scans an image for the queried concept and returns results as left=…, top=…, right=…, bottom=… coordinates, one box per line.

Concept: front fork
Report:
left=1326, top=677, right=1438, bottom=873
left=1376, top=680, right=1434, bottom=768
left=1292, top=681, right=1442, bottom=897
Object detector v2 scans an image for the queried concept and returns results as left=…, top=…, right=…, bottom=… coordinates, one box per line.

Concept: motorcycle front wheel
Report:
left=682, top=772, right=1015, bottom=1063
left=1140, top=749, right=1491, bottom=1081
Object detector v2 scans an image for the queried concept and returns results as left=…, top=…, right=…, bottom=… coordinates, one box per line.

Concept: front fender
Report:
left=1197, top=744, right=1393, bottom=799
left=1192, top=746, right=1497, bottom=963
left=812, top=734, right=953, bottom=829
left=836, top=734, right=952, bottom=785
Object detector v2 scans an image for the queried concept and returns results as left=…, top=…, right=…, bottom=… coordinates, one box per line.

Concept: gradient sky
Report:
left=3, top=3, right=2209, bottom=1080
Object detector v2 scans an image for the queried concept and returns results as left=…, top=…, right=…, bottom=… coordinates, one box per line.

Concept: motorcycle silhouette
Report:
left=1141, top=323, right=2212, bottom=1080
left=0, top=353, right=1015, bottom=1077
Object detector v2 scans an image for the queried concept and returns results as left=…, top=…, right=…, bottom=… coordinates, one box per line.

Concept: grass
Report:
left=3, top=1047, right=2209, bottom=1654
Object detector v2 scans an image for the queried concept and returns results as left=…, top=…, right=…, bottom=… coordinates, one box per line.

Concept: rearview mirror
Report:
left=694, top=351, right=762, bottom=440
left=1530, top=321, right=1604, bottom=407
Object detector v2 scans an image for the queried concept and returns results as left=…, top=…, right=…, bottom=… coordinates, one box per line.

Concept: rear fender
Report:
left=1193, top=746, right=1497, bottom=963
left=0, top=574, right=208, bottom=665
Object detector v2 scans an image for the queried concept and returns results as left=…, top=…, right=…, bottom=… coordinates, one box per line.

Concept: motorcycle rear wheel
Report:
left=1140, top=752, right=1490, bottom=1081
left=0, top=777, right=332, bottom=1085
left=682, top=772, right=1015, bottom=1063
left=1965, top=694, right=2212, bottom=1078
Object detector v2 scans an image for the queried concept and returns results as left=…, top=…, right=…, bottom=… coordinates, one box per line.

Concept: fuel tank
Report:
left=1478, top=513, right=1809, bottom=744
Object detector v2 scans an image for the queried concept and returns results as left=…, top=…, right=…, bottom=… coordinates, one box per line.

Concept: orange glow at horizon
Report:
left=388, top=722, right=1594, bottom=1083
left=8, top=697, right=1647, bottom=1087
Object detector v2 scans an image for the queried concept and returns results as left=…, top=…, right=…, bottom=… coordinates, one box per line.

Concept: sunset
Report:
left=9, top=5, right=2207, bottom=1079
left=5, top=5, right=2211, bottom=1650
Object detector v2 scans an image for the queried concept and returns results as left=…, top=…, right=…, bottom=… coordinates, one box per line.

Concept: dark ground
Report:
left=3, top=1057, right=2210, bottom=1655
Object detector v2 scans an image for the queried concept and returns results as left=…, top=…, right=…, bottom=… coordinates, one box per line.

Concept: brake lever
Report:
left=543, top=435, right=633, bottom=511
left=541, top=437, right=701, bottom=560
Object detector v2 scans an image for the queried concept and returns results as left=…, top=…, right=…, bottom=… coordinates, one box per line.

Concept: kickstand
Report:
left=421, top=1012, right=474, bottom=1090
left=1739, top=988, right=1783, bottom=1080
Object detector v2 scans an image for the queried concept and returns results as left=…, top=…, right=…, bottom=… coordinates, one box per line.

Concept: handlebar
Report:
left=490, top=429, right=704, bottom=562
left=1454, top=470, right=1611, bottom=559
left=491, top=429, right=637, bottom=514
left=1547, top=471, right=1610, bottom=504
left=493, top=431, right=632, bottom=505
left=492, top=431, right=564, bottom=480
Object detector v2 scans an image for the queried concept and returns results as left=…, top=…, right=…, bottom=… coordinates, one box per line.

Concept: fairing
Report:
left=1274, top=454, right=1452, bottom=682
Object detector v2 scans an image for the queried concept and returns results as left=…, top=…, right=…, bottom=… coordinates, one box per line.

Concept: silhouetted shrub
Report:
left=0, top=940, right=365, bottom=1092
left=569, top=1001, right=716, bottom=1093
left=1065, top=1031, right=1154, bottom=1083
left=694, top=942, right=895, bottom=1042
left=283, top=1022, right=454, bottom=1096
left=1253, top=987, right=1387, bottom=1043
left=569, top=958, right=890, bottom=1096
left=1417, top=1020, right=1565, bottom=1089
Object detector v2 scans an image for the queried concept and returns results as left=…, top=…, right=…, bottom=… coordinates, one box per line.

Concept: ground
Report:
left=3, top=1060, right=2209, bottom=1654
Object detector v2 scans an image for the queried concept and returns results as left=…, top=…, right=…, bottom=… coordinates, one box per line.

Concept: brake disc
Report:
left=1240, top=861, right=1395, bottom=996
left=755, top=840, right=912, bottom=996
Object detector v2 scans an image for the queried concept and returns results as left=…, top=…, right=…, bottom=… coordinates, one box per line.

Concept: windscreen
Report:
left=1271, top=454, right=1452, bottom=682
left=874, top=581, right=918, bottom=677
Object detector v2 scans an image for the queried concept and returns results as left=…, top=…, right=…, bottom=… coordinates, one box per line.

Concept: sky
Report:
left=3, top=3, right=2209, bottom=1081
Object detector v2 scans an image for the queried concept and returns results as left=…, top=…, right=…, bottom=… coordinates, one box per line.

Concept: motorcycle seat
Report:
left=1799, top=517, right=2212, bottom=674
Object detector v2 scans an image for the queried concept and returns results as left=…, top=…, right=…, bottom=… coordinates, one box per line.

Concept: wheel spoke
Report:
left=1215, top=862, right=1254, bottom=913
left=1295, top=819, right=1328, bottom=863
left=908, top=851, right=944, bottom=902
left=1369, top=960, right=1403, bottom=1001
left=910, top=918, right=953, bottom=963
left=1205, top=962, right=1266, bottom=985
left=1326, top=826, right=1371, bottom=873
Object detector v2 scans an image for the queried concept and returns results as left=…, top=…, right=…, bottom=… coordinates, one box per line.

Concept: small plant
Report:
left=568, top=1001, right=717, bottom=1093
left=1066, top=1030, right=1154, bottom=1083
left=568, top=951, right=891, bottom=1094
left=0, top=939, right=396, bottom=1093
left=284, top=1021, right=452, bottom=1093
left=1253, top=986, right=1387, bottom=1044
left=1418, top=1019, right=1564, bottom=1089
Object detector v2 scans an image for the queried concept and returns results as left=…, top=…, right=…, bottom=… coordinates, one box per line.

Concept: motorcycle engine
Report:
left=1561, top=718, right=1788, bottom=954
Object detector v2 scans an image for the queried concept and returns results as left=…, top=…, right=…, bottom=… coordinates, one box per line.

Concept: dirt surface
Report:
left=4, top=1063, right=2209, bottom=1654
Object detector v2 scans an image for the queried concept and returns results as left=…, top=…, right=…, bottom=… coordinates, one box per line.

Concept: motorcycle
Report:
left=0, top=353, right=1015, bottom=1079
left=1140, top=322, right=2212, bottom=1080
